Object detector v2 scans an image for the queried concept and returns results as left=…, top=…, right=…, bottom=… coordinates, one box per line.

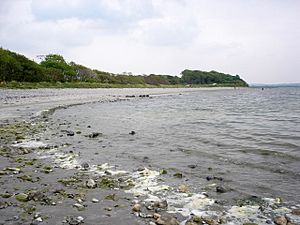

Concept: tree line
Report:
left=0, top=48, right=248, bottom=86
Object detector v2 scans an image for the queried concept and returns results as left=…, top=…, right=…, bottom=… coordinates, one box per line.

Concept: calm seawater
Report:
left=48, top=87, right=300, bottom=204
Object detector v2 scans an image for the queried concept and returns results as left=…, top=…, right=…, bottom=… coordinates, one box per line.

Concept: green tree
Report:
left=40, top=54, right=76, bottom=81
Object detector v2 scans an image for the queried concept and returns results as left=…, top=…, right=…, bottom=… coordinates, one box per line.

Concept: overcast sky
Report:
left=1, top=0, right=299, bottom=84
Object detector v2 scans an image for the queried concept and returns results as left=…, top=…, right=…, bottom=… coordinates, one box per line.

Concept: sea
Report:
left=1, top=87, right=300, bottom=224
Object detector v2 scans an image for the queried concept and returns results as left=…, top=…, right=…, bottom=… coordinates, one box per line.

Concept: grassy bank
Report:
left=0, top=81, right=243, bottom=89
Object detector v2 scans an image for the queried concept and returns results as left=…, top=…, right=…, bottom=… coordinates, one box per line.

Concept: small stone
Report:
left=173, top=172, right=183, bottom=178
left=292, top=209, right=300, bottom=215
left=179, top=184, right=189, bottom=193
left=92, top=198, right=99, bottom=203
left=129, top=131, right=136, bottom=135
left=153, top=213, right=161, bottom=220
left=86, top=178, right=96, bottom=188
left=216, top=186, right=227, bottom=193
left=193, top=216, right=203, bottom=223
left=73, top=203, right=85, bottom=210
left=15, top=193, right=28, bottom=202
left=35, top=217, right=43, bottom=222
left=159, top=169, right=167, bottom=174
left=185, top=222, right=197, bottom=225
left=157, top=216, right=179, bottom=225
left=203, top=218, right=219, bottom=225
left=77, top=198, right=83, bottom=203
left=206, top=176, right=213, bottom=181
left=104, top=207, right=112, bottom=211
left=132, top=203, right=142, bottom=212
left=88, top=132, right=101, bottom=138
left=274, top=216, right=287, bottom=225
left=81, top=162, right=89, bottom=170
left=155, top=200, right=168, bottom=209
left=156, top=218, right=166, bottom=225
left=149, top=222, right=156, bottom=225
left=67, top=131, right=75, bottom=136
left=188, top=165, right=197, bottom=169
left=243, top=223, right=258, bottom=225
left=139, top=213, right=153, bottom=218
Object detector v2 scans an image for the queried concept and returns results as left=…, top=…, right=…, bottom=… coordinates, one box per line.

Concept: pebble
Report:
left=132, top=203, right=142, bottom=212
left=66, top=216, right=84, bottom=225
left=66, top=131, right=75, bottom=136
left=149, top=222, right=156, bottom=225
left=35, top=217, right=43, bottom=222
left=86, top=178, right=96, bottom=188
left=156, top=216, right=179, bottom=225
left=88, top=132, right=101, bottom=138
left=92, top=198, right=99, bottom=203
left=104, top=207, right=112, bottom=211
left=81, top=162, right=89, bottom=170
left=15, top=193, right=28, bottom=202
left=179, top=184, right=189, bottom=193
left=216, top=186, right=227, bottom=193
left=188, top=165, right=197, bottom=169
left=185, top=222, right=197, bottom=225
left=156, top=218, right=166, bottom=225
left=274, top=215, right=287, bottom=225
left=73, top=203, right=85, bottom=210
left=292, top=209, right=300, bottom=215
left=153, top=213, right=161, bottom=219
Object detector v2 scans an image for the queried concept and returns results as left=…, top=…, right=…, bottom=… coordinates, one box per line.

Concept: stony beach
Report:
left=0, top=88, right=299, bottom=225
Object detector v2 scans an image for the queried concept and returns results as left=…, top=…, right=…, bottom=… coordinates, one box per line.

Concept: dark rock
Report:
left=81, top=162, right=89, bottom=170
left=129, top=131, right=136, bottom=135
left=216, top=186, right=227, bottom=193
left=206, top=176, right=223, bottom=181
left=88, top=132, right=101, bottom=138
left=188, top=165, right=197, bottom=169
left=65, top=216, right=84, bottom=225
left=173, top=172, right=183, bottom=178
left=206, top=176, right=213, bottom=181
left=292, top=209, right=300, bottom=215
left=142, top=156, right=149, bottom=162
left=66, top=131, right=75, bottom=136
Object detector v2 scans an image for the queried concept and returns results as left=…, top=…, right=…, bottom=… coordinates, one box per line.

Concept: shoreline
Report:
left=0, top=87, right=240, bottom=124
left=1, top=88, right=299, bottom=225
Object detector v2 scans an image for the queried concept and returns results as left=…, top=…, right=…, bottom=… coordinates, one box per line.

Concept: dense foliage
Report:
left=0, top=48, right=248, bottom=87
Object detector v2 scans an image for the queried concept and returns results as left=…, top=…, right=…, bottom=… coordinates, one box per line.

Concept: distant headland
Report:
left=0, top=48, right=248, bottom=88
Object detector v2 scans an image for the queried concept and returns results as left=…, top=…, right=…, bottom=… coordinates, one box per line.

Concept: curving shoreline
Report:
left=0, top=87, right=237, bottom=124
left=1, top=87, right=299, bottom=225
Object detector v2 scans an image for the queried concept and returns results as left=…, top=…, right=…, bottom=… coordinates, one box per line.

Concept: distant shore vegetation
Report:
left=0, top=48, right=248, bottom=88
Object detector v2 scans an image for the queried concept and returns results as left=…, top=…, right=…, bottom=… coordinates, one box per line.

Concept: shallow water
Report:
left=44, top=87, right=300, bottom=206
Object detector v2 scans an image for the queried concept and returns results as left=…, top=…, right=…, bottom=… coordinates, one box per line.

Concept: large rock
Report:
left=274, top=216, right=287, bottom=225
left=285, top=213, right=300, bottom=224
